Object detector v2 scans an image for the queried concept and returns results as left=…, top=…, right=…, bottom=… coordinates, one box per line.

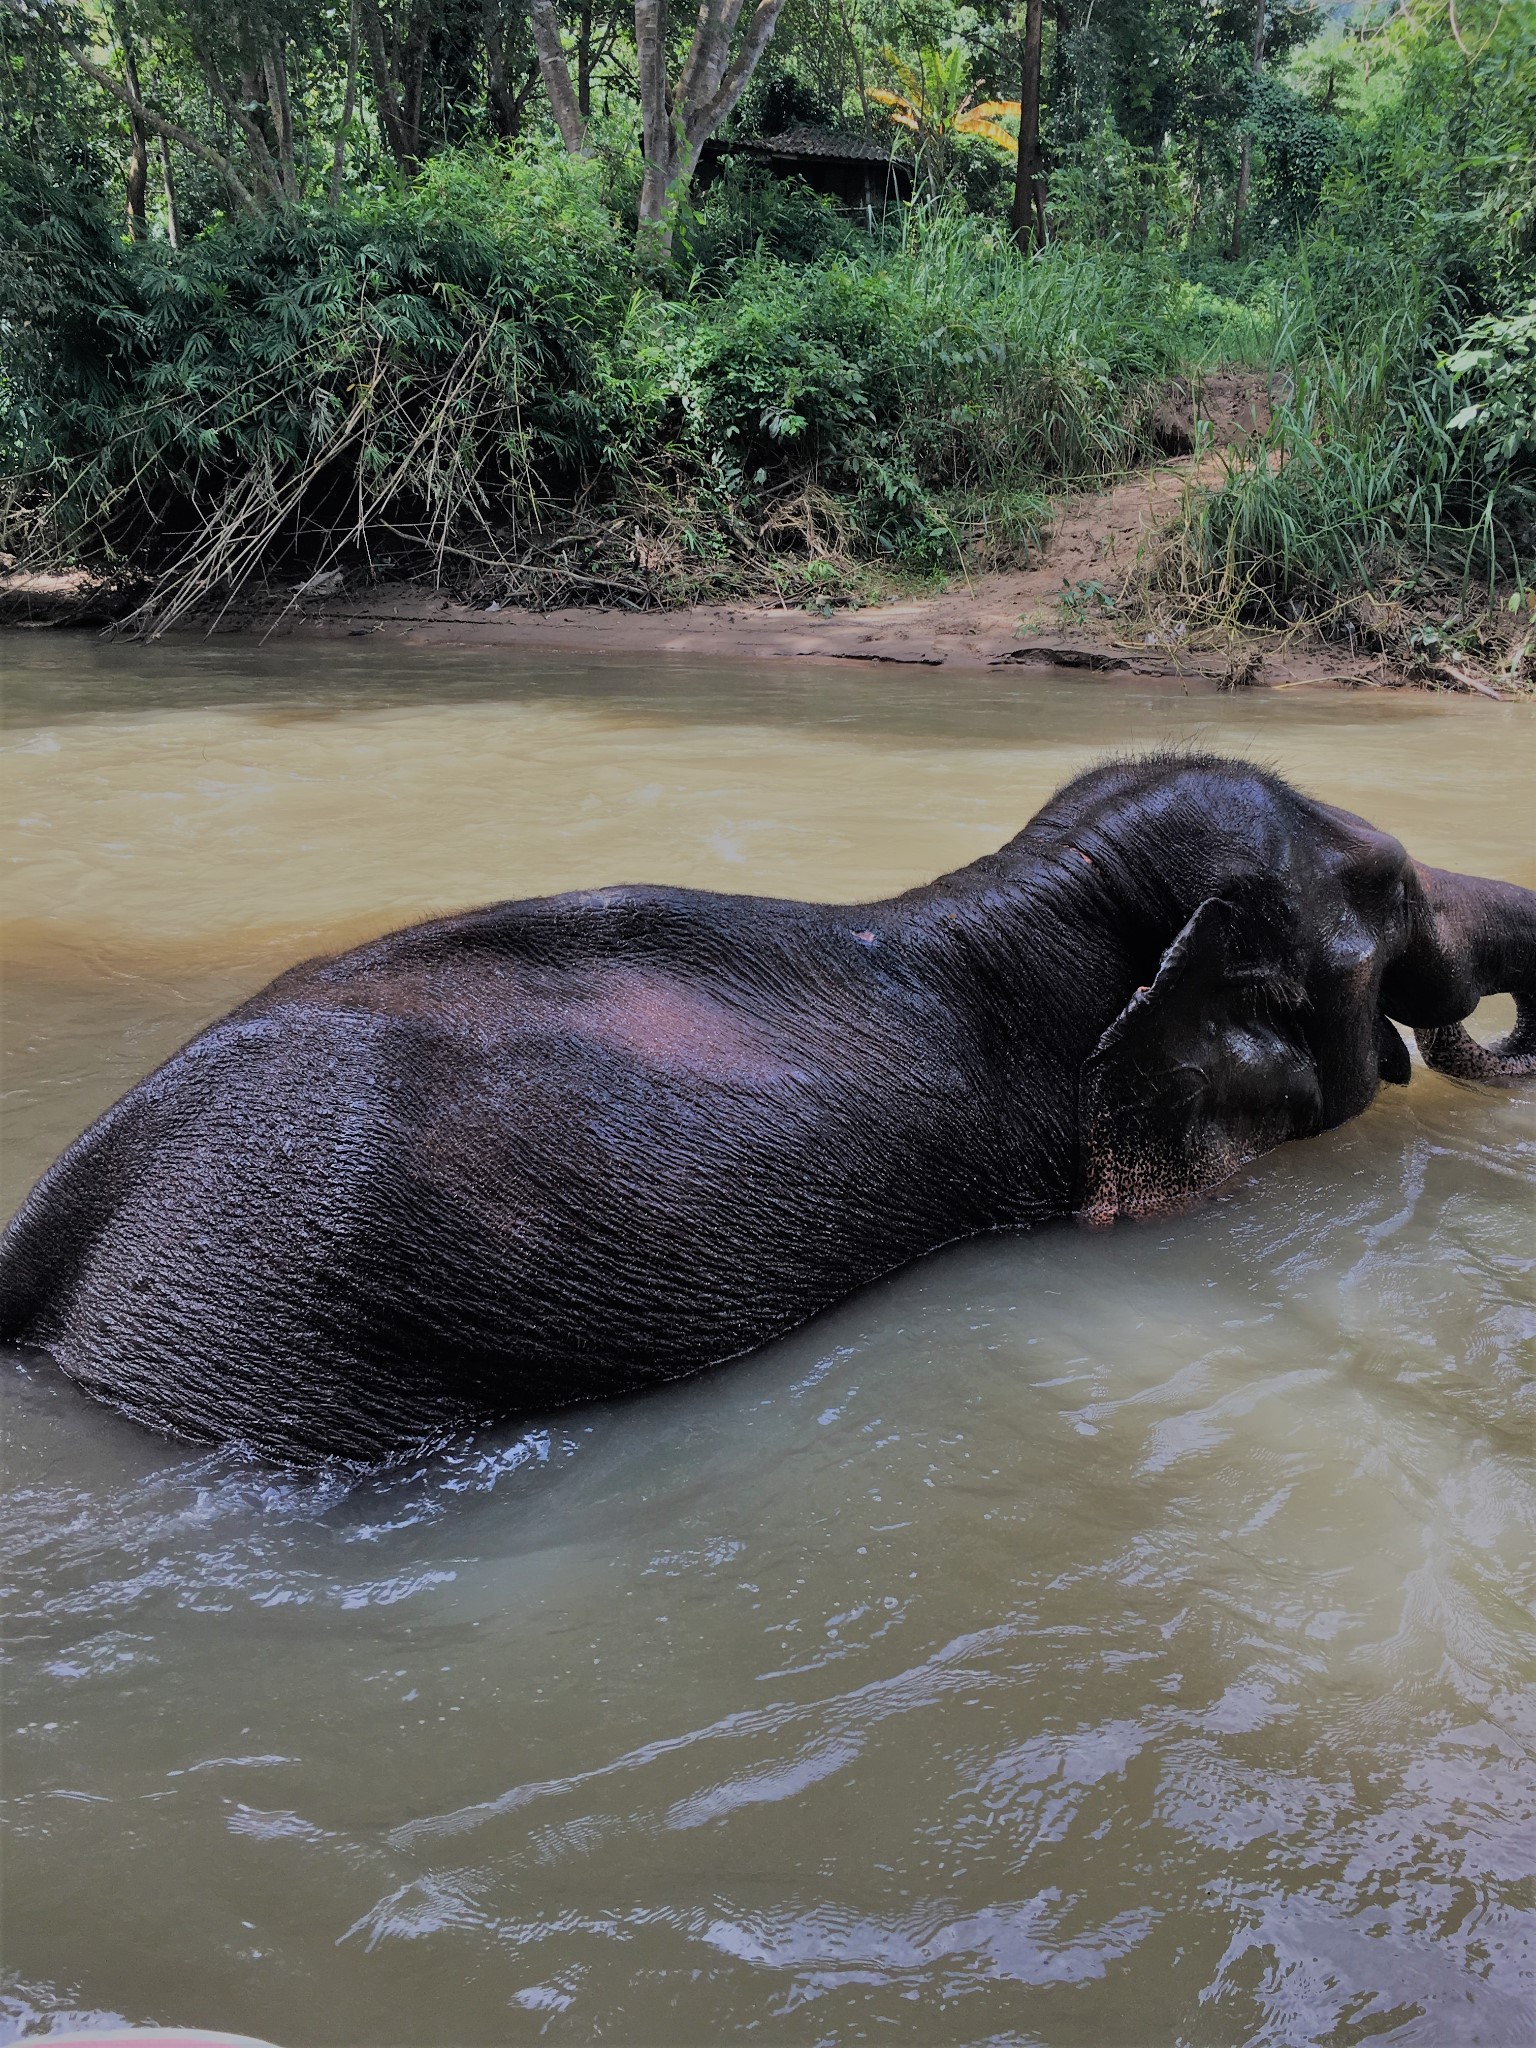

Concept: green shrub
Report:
left=678, top=160, right=864, bottom=274
left=1167, top=278, right=1283, bottom=367
left=1445, top=299, right=1536, bottom=470
left=604, top=212, right=1192, bottom=563
left=1162, top=257, right=1535, bottom=619
left=2, top=163, right=1206, bottom=606
left=0, top=144, right=631, bottom=621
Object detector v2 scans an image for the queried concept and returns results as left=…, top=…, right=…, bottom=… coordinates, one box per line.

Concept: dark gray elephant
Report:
left=2, top=752, right=1531, bottom=1463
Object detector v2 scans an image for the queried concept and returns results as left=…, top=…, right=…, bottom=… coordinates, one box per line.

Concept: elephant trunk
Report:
left=1384, top=865, right=1536, bottom=1082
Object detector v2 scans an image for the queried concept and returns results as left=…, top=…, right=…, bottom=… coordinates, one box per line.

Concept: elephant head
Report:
left=1059, top=769, right=1535, bottom=1225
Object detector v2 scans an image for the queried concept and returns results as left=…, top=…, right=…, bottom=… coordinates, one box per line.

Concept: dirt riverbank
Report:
left=214, top=455, right=1505, bottom=696
left=3, top=412, right=1526, bottom=698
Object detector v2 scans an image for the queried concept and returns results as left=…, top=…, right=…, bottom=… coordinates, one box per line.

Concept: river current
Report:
left=1, top=640, right=1532, bottom=2045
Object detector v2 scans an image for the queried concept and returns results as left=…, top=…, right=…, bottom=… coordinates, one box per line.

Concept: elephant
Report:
left=2, top=751, right=1531, bottom=1464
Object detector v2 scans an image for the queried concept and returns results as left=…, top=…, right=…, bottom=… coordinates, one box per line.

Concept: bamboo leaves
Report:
left=868, top=46, right=1022, bottom=195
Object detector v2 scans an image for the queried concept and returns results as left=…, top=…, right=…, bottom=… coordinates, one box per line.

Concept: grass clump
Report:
left=1156, top=258, right=1535, bottom=635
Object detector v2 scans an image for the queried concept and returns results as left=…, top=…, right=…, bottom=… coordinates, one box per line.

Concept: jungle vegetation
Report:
left=0, top=0, right=1531, bottom=636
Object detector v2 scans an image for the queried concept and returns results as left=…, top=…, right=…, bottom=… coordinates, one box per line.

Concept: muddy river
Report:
left=2, top=640, right=1532, bottom=2046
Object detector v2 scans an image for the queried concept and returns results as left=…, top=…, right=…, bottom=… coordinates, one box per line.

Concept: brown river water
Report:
left=1, top=639, right=1533, bottom=2046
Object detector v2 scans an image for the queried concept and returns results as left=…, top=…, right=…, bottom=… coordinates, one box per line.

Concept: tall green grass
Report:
left=617, top=211, right=1214, bottom=565
left=1162, top=254, right=1535, bottom=622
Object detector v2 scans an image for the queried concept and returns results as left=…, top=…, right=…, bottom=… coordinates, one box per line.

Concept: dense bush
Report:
left=0, top=145, right=630, bottom=621
left=619, top=214, right=1202, bottom=563
left=679, top=161, right=865, bottom=274
left=1, top=151, right=1244, bottom=611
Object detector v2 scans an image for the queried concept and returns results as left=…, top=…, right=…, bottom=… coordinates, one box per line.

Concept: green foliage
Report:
left=2, top=150, right=1207, bottom=603
left=1248, top=76, right=1339, bottom=235
left=4, top=0, right=1534, bottom=624
left=1302, top=0, right=1534, bottom=307
left=1445, top=300, right=1536, bottom=470
left=1060, top=577, right=1117, bottom=623
left=619, top=211, right=1185, bottom=566
left=678, top=161, right=864, bottom=274
left=1048, top=117, right=1179, bottom=249
left=1163, top=258, right=1536, bottom=620
left=0, top=144, right=629, bottom=621
left=1160, top=0, right=1536, bottom=621
left=396, top=140, right=621, bottom=255
left=1167, top=277, right=1279, bottom=366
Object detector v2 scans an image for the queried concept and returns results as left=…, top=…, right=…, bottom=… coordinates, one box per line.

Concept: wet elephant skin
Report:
left=2, top=750, right=1530, bottom=1462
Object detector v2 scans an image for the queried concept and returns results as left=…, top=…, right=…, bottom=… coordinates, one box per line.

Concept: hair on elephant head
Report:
left=1, top=751, right=1531, bottom=1463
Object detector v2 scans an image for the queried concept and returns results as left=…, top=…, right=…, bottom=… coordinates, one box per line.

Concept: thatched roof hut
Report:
left=697, top=128, right=913, bottom=215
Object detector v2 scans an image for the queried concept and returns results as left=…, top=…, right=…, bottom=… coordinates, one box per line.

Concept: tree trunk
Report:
left=1010, top=0, right=1044, bottom=254
left=124, top=110, right=149, bottom=238
left=62, top=44, right=259, bottom=213
left=400, top=10, right=428, bottom=161
left=357, top=0, right=416, bottom=169
left=528, top=0, right=590, bottom=152
left=1228, top=137, right=1252, bottom=261
left=111, top=2, right=149, bottom=239
left=264, top=45, right=297, bottom=199
left=484, top=0, right=517, bottom=136
left=633, top=0, right=676, bottom=256
left=205, top=56, right=287, bottom=202
left=1227, top=1, right=1266, bottom=261
left=663, top=0, right=789, bottom=255
left=835, top=0, right=866, bottom=117
left=577, top=0, right=594, bottom=116
left=331, top=1, right=360, bottom=203
left=159, top=133, right=180, bottom=246
left=531, top=0, right=786, bottom=248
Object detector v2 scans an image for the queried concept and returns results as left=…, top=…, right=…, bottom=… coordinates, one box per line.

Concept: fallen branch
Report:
left=41, top=33, right=261, bottom=213
left=1437, top=660, right=1505, bottom=701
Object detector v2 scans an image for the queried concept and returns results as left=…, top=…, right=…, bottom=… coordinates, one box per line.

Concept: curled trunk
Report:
left=1416, top=1001, right=1536, bottom=1080
left=1386, top=865, right=1536, bottom=1082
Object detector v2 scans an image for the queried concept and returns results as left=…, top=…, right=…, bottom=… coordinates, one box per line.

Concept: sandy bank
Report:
left=4, top=426, right=1523, bottom=698
left=224, top=456, right=1415, bottom=694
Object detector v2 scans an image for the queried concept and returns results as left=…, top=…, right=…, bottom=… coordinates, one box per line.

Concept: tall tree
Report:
left=529, top=0, right=794, bottom=253
left=1010, top=0, right=1045, bottom=251
left=17, top=1, right=263, bottom=215
left=108, top=1, right=150, bottom=236
left=527, top=0, right=587, bottom=150
left=483, top=0, right=541, bottom=138
left=1228, top=0, right=1266, bottom=259
left=356, top=0, right=428, bottom=170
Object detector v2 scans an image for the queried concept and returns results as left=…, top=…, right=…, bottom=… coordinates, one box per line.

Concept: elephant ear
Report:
left=1077, top=895, right=1324, bottom=1224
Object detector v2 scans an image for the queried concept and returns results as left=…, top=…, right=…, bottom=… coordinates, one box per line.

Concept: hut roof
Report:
left=703, top=127, right=902, bottom=168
